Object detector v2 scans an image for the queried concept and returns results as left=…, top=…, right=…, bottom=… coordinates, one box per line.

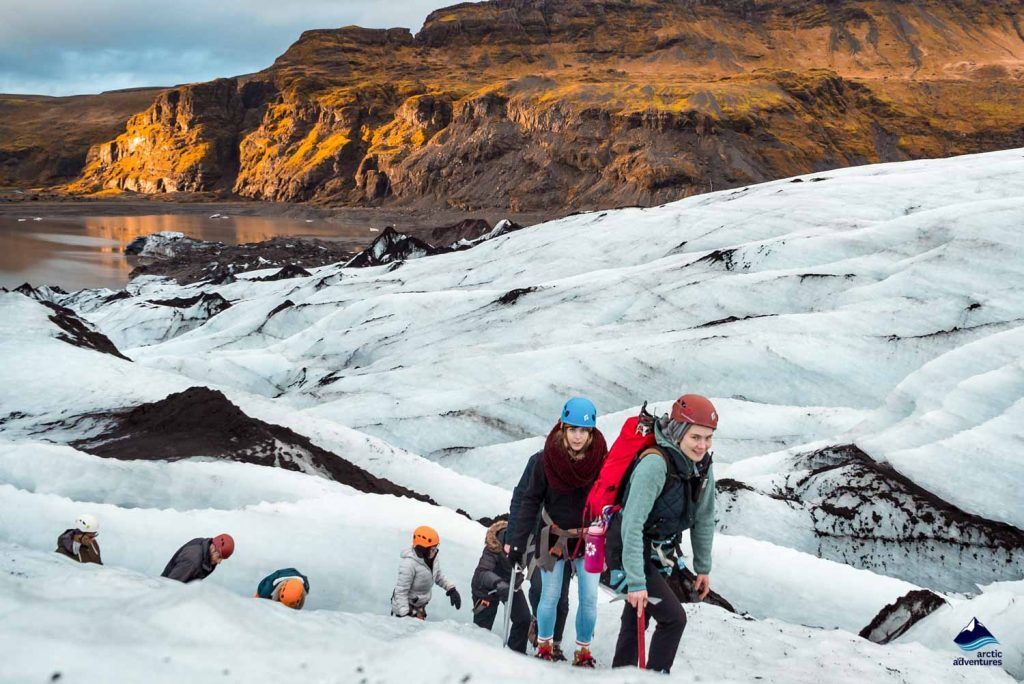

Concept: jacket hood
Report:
left=654, top=420, right=702, bottom=477
left=485, top=520, right=508, bottom=553
left=57, top=529, right=76, bottom=554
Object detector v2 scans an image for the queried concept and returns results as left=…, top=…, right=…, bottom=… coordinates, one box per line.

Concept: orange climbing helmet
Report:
left=412, top=525, right=440, bottom=548
left=277, top=578, right=307, bottom=609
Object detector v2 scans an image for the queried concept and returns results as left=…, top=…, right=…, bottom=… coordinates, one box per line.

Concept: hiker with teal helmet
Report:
left=507, top=397, right=608, bottom=667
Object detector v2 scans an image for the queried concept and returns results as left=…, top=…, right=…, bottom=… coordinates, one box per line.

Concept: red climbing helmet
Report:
left=212, top=533, right=235, bottom=559
left=670, top=394, right=719, bottom=430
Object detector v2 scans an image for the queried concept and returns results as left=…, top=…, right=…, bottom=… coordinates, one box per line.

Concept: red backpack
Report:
left=583, top=403, right=657, bottom=524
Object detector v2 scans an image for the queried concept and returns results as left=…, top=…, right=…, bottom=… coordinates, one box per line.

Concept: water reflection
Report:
left=0, top=214, right=370, bottom=291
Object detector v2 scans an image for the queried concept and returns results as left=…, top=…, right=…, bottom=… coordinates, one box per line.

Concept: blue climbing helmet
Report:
left=561, top=397, right=597, bottom=428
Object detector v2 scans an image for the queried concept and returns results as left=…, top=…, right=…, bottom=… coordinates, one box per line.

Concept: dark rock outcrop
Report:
left=11, top=286, right=128, bottom=359
left=149, top=292, right=233, bottom=324
left=718, top=444, right=1024, bottom=592
left=38, top=300, right=131, bottom=361
left=71, top=386, right=434, bottom=504
left=859, top=589, right=948, bottom=644
left=256, top=264, right=313, bottom=281
left=494, top=286, right=539, bottom=306
left=449, top=219, right=525, bottom=250
left=127, top=234, right=353, bottom=284
left=124, top=231, right=200, bottom=258
left=428, top=218, right=493, bottom=246
left=344, top=227, right=446, bottom=268
left=12, top=283, right=68, bottom=302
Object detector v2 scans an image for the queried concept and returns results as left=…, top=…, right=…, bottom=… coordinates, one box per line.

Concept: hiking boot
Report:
left=551, top=643, right=568, bottom=662
left=535, top=640, right=555, bottom=661
left=572, top=646, right=596, bottom=668
left=528, top=618, right=537, bottom=647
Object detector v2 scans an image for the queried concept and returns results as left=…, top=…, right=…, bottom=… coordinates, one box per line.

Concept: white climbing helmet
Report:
left=75, top=514, right=99, bottom=535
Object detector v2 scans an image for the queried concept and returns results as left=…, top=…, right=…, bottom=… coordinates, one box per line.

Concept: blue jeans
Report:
left=537, top=558, right=599, bottom=644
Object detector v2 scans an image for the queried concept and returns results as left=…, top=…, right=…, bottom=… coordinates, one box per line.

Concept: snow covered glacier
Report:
left=2, top=148, right=1023, bottom=682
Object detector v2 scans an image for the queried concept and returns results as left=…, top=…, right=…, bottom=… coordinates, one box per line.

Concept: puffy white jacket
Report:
left=391, top=547, right=454, bottom=616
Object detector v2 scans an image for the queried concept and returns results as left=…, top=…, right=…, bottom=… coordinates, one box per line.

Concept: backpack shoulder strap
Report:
left=637, top=445, right=680, bottom=483
left=619, top=446, right=675, bottom=506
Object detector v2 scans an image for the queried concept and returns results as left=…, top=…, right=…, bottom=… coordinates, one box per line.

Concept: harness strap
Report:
left=538, top=509, right=584, bottom=571
left=651, top=541, right=674, bottom=569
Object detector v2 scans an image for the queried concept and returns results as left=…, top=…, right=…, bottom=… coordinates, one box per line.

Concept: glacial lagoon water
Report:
left=0, top=213, right=374, bottom=290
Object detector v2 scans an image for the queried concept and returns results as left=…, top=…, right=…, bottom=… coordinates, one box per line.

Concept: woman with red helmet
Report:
left=610, top=393, right=719, bottom=674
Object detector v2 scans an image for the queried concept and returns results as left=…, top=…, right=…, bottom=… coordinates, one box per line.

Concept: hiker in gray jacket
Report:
left=391, top=525, right=461, bottom=619
left=162, top=534, right=234, bottom=583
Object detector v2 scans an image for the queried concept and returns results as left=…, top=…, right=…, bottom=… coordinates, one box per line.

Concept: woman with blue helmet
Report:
left=507, top=397, right=608, bottom=667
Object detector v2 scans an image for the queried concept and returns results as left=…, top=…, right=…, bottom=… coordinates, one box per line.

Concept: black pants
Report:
left=611, top=561, right=687, bottom=673
left=528, top=562, right=571, bottom=642
left=473, top=588, right=531, bottom=653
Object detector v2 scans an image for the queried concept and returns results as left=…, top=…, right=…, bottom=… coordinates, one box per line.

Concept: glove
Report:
left=447, top=587, right=462, bottom=610
left=506, top=547, right=524, bottom=567
left=495, top=581, right=510, bottom=597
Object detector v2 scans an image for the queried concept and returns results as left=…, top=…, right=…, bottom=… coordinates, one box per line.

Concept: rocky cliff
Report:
left=0, top=88, right=164, bottom=188
left=69, top=0, right=1024, bottom=210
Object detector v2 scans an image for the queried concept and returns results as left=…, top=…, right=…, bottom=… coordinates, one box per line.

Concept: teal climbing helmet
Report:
left=561, top=397, right=597, bottom=428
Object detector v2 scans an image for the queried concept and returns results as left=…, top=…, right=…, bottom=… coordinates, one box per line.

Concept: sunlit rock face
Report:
left=0, top=88, right=164, bottom=188
left=69, top=0, right=1024, bottom=210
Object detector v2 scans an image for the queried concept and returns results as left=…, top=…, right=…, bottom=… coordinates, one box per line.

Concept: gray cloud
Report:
left=0, top=0, right=449, bottom=95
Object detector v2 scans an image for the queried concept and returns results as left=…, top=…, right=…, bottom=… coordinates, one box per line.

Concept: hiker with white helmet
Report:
left=55, top=514, right=102, bottom=565
left=608, top=394, right=719, bottom=673
left=507, top=397, right=608, bottom=667
left=391, top=525, right=461, bottom=619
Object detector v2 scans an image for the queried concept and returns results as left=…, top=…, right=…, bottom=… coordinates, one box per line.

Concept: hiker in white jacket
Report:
left=391, top=525, right=462, bottom=619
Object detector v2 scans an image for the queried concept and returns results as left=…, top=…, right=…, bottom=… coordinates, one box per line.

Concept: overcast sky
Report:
left=0, top=0, right=449, bottom=96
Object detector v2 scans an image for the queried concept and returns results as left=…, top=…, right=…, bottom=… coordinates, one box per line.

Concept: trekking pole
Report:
left=637, top=602, right=647, bottom=669
left=501, top=564, right=517, bottom=648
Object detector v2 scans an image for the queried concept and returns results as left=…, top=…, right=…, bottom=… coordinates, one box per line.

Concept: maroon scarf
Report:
left=542, top=423, right=607, bottom=494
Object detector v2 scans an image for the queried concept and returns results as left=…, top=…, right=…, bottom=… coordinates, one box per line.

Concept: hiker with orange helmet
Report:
left=391, top=525, right=461, bottom=619
left=609, top=394, right=719, bottom=673
left=256, top=568, right=310, bottom=609
left=161, top=534, right=234, bottom=583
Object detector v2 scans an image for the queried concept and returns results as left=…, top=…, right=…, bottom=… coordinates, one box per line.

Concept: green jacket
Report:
left=620, top=422, right=715, bottom=592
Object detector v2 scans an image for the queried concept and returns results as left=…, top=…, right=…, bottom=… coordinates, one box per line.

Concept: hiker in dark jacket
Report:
left=256, top=568, right=309, bottom=609
left=471, top=520, right=531, bottom=652
left=55, top=514, right=102, bottom=565
left=611, top=394, right=718, bottom=674
left=508, top=397, right=608, bottom=667
left=162, top=534, right=234, bottom=583
left=507, top=450, right=572, bottom=659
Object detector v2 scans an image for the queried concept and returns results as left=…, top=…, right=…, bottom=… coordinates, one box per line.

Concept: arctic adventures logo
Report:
left=952, top=618, right=1002, bottom=668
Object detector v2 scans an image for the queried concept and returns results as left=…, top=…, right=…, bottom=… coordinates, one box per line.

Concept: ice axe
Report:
left=501, top=563, right=517, bottom=648
left=637, top=602, right=647, bottom=669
